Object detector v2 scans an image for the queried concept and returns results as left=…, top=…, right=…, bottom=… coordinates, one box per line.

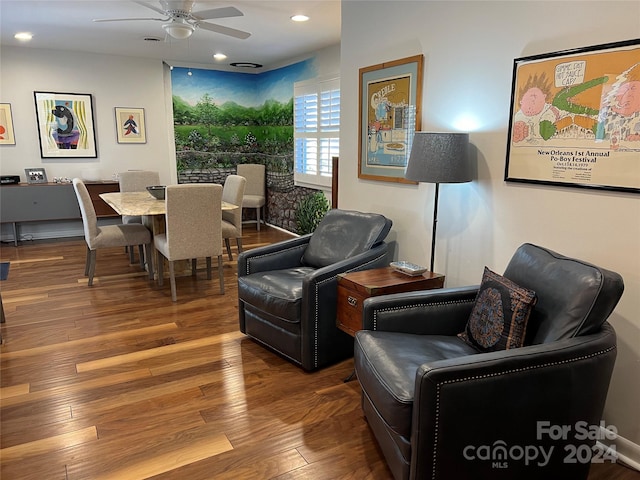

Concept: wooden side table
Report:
left=337, top=267, right=445, bottom=336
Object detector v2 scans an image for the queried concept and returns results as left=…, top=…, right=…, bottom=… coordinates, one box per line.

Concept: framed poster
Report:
left=25, top=168, right=47, bottom=184
left=115, top=107, right=146, bottom=144
left=34, top=91, right=97, bottom=158
left=0, top=103, right=16, bottom=145
left=358, top=55, right=423, bottom=183
left=505, top=39, right=640, bottom=194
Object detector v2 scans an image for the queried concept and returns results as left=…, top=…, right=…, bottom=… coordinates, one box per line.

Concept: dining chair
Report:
left=118, top=170, right=160, bottom=263
left=221, top=174, right=246, bottom=261
left=118, top=170, right=161, bottom=225
left=236, top=164, right=266, bottom=231
left=154, top=184, right=224, bottom=302
left=72, top=178, right=154, bottom=286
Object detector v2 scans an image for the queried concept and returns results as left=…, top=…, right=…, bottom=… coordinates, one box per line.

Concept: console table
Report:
left=0, top=181, right=119, bottom=246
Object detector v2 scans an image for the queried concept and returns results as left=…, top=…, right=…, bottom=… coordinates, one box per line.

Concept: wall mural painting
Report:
left=171, top=60, right=318, bottom=231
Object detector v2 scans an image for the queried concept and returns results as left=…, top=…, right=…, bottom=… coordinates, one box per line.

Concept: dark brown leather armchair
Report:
left=354, top=243, right=624, bottom=480
left=237, top=209, right=392, bottom=371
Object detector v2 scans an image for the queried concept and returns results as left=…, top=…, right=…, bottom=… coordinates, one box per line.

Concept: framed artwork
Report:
left=358, top=54, right=423, bottom=183
left=0, top=103, right=16, bottom=145
left=25, top=168, right=48, bottom=184
left=114, top=107, right=146, bottom=144
left=505, top=39, right=640, bottom=194
left=34, top=91, right=97, bottom=158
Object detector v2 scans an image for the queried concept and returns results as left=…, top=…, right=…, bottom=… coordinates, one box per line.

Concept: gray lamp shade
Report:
left=405, top=132, right=472, bottom=184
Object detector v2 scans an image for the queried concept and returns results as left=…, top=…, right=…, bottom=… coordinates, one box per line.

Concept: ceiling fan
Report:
left=93, top=0, right=251, bottom=40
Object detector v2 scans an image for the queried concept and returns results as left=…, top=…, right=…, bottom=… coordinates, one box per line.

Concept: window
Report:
left=294, top=75, right=340, bottom=189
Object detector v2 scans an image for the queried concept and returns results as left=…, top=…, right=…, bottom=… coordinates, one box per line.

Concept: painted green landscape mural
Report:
left=170, top=60, right=321, bottom=232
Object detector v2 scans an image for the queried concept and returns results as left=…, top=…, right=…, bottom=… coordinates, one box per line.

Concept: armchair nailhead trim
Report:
left=429, top=344, right=616, bottom=480
left=312, top=254, right=387, bottom=368
left=372, top=298, right=474, bottom=330
left=313, top=276, right=334, bottom=368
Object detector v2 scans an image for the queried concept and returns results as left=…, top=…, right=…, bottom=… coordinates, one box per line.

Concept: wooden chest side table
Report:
left=337, top=267, right=445, bottom=336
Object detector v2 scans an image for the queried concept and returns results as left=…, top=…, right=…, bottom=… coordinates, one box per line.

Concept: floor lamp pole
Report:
left=430, top=183, right=440, bottom=272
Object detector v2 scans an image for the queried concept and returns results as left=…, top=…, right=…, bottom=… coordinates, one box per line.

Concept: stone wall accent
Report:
left=177, top=155, right=320, bottom=233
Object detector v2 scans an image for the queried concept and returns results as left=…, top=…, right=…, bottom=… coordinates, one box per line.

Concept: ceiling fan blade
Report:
left=192, top=6, right=243, bottom=20
left=198, top=21, right=251, bottom=40
left=93, top=17, right=167, bottom=23
left=132, top=0, right=168, bottom=16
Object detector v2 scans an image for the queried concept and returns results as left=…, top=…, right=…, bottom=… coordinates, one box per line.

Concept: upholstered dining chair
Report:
left=118, top=170, right=160, bottom=263
left=236, top=164, right=266, bottom=231
left=154, top=184, right=224, bottom=302
left=221, top=174, right=246, bottom=261
left=354, top=243, right=624, bottom=480
left=72, top=178, right=153, bottom=286
left=117, top=170, right=160, bottom=225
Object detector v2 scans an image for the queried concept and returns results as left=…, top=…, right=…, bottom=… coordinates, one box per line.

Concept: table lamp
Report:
left=405, top=132, right=472, bottom=272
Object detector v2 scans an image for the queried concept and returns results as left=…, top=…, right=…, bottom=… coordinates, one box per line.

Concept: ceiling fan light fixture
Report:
left=162, top=22, right=195, bottom=39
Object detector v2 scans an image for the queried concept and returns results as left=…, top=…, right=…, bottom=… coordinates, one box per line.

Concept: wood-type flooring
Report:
left=1, top=226, right=638, bottom=479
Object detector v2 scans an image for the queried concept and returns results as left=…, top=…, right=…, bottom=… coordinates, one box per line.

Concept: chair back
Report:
left=237, top=164, right=265, bottom=198
left=503, top=243, right=624, bottom=344
left=164, top=184, right=222, bottom=260
left=222, top=174, right=246, bottom=228
left=118, top=170, right=160, bottom=192
left=72, top=178, right=99, bottom=247
left=301, top=209, right=393, bottom=268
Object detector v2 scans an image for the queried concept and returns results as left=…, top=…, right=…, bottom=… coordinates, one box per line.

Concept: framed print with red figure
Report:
left=115, top=107, right=146, bottom=144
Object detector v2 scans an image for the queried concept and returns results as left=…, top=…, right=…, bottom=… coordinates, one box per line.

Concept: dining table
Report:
left=100, top=190, right=237, bottom=234
left=99, top=190, right=238, bottom=277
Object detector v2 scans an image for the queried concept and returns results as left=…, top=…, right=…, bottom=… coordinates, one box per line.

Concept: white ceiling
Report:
left=0, top=0, right=341, bottom=72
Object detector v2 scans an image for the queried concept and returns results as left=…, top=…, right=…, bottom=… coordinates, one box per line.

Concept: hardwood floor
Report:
left=1, top=227, right=638, bottom=480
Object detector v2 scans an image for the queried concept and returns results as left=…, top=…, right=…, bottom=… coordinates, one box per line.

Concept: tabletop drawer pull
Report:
left=347, top=296, right=358, bottom=307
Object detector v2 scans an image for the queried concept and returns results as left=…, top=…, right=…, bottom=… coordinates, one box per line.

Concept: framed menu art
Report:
left=358, top=55, right=423, bottom=183
left=505, top=39, right=640, bottom=194
left=34, top=91, right=97, bottom=158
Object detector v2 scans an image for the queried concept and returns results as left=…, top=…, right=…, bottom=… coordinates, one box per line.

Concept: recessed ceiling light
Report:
left=230, top=62, right=263, bottom=69
left=213, top=53, right=227, bottom=60
left=291, top=14, right=309, bottom=22
left=14, top=32, right=33, bottom=41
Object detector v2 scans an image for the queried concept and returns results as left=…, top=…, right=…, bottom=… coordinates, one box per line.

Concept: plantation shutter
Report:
left=294, top=75, right=340, bottom=189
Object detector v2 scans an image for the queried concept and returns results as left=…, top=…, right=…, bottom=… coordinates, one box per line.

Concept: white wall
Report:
left=0, top=46, right=175, bottom=239
left=340, top=0, right=640, bottom=463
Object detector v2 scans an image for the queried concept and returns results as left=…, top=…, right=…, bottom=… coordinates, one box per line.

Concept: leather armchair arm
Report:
left=237, top=234, right=311, bottom=276
left=298, top=243, right=391, bottom=370
left=361, top=285, right=479, bottom=335
left=410, top=324, right=617, bottom=480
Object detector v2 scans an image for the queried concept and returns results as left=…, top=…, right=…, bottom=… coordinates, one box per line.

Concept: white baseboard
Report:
left=1, top=218, right=120, bottom=244
left=1, top=228, right=83, bottom=243
left=598, top=426, right=640, bottom=471
left=265, top=223, right=299, bottom=237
